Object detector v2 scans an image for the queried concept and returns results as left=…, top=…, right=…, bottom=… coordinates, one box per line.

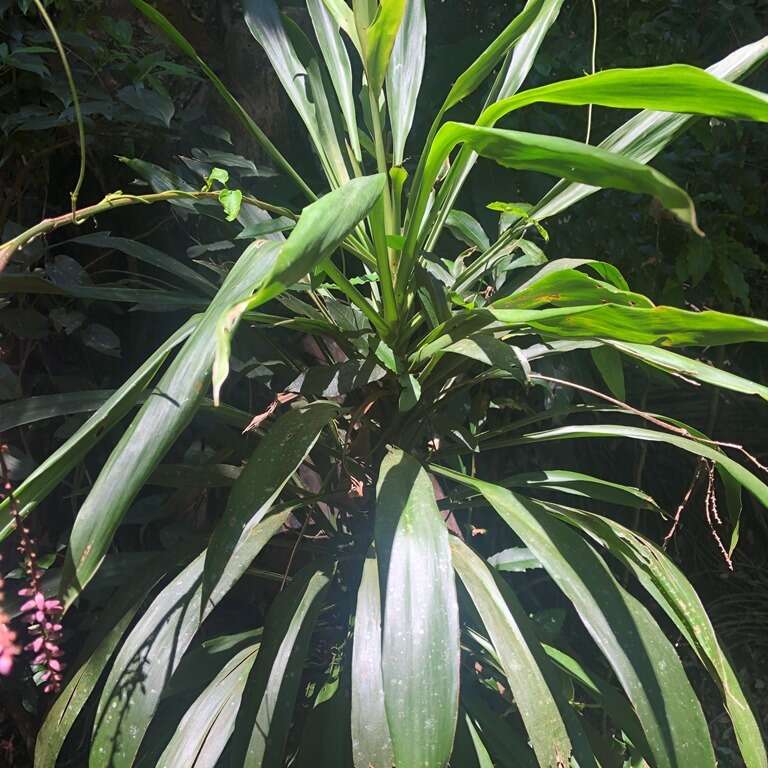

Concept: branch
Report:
left=0, top=190, right=296, bottom=272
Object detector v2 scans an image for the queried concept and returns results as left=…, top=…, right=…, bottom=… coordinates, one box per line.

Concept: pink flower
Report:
left=18, top=589, right=65, bottom=693
left=0, top=620, right=20, bottom=676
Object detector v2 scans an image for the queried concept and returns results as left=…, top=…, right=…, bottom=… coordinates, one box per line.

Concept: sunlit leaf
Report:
left=375, top=448, right=459, bottom=768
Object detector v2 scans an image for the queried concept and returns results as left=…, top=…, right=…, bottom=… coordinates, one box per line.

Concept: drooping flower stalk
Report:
left=0, top=445, right=64, bottom=692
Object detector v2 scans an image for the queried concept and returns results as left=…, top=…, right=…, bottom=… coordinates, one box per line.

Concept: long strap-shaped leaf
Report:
left=407, top=0, right=552, bottom=208
left=547, top=503, right=767, bottom=768
left=493, top=268, right=652, bottom=310
left=479, top=64, right=768, bottom=127
left=90, top=551, right=206, bottom=767
left=485, top=423, right=768, bottom=512
left=351, top=550, right=394, bottom=768
left=411, top=53, right=768, bottom=283
left=433, top=467, right=717, bottom=768
left=0, top=317, right=197, bottom=542
left=89, top=525, right=284, bottom=766
left=358, top=0, right=408, bottom=95
left=450, top=537, right=595, bottom=768
left=60, top=240, right=279, bottom=608
left=607, top=341, right=768, bottom=402
left=532, top=36, right=768, bottom=220
left=452, top=711, right=495, bottom=768
left=541, top=643, right=654, bottom=763
left=386, top=0, right=426, bottom=165
left=498, top=469, right=661, bottom=512
left=490, top=303, right=768, bottom=346
left=375, top=448, right=460, bottom=768
left=229, top=564, right=331, bottom=768
left=401, top=123, right=701, bottom=288
left=244, top=0, right=347, bottom=186
left=410, top=303, right=768, bottom=366
left=34, top=559, right=167, bottom=768
left=202, top=402, right=339, bottom=613
left=156, top=642, right=260, bottom=768
left=461, top=684, right=537, bottom=768
left=424, top=0, right=565, bottom=252
left=212, top=173, right=386, bottom=402
left=307, top=0, right=362, bottom=162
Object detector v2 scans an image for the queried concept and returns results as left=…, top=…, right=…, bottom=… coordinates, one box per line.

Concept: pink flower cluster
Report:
left=19, top=588, right=64, bottom=693
left=1, top=445, right=64, bottom=692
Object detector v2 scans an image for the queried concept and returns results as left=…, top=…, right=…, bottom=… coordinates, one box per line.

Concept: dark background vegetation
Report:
left=1, top=0, right=767, bottom=765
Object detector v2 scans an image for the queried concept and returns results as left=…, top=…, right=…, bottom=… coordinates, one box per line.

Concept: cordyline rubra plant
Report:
left=3, top=1, right=768, bottom=766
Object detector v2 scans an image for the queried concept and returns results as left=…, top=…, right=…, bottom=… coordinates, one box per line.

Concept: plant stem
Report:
left=322, top=259, right=390, bottom=338
left=0, top=190, right=294, bottom=271
left=585, top=0, right=599, bottom=144
left=33, top=0, right=86, bottom=218
left=367, top=87, right=399, bottom=330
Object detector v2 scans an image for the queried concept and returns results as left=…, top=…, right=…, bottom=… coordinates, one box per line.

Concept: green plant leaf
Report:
left=284, top=15, right=353, bottom=186
left=0, top=390, right=112, bottom=432
left=453, top=712, right=495, bottom=768
left=590, top=346, right=626, bottom=400
left=397, top=372, right=421, bottom=412
left=486, top=546, right=541, bottom=572
left=445, top=209, right=490, bottom=251
left=450, top=536, right=592, bottom=767
left=490, top=303, right=768, bottom=346
left=34, top=560, right=167, bottom=768
left=359, top=0, right=407, bottom=94
left=218, top=188, right=243, bottom=221
left=608, top=341, right=768, bottom=402
left=479, top=64, right=768, bottom=128
left=211, top=174, right=385, bottom=403
left=320, top=0, right=360, bottom=47
left=244, top=0, right=348, bottom=184
left=244, top=173, right=384, bottom=299
left=486, top=423, right=768, bottom=512
left=60, top=241, right=278, bottom=608
left=418, top=123, right=701, bottom=261
left=156, top=642, right=260, bottom=768
left=295, top=667, right=354, bottom=768
left=499, top=470, right=661, bottom=512
left=351, top=551, right=394, bottom=768
left=541, top=643, right=653, bottom=764
left=462, top=686, right=537, bottom=768
left=550, top=505, right=767, bottom=768
left=0, top=318, right=197, bottom=542
left=422, top=0, right=564, bottom=255
left=375, top=448, right=459, bottom=768
left=492, top=0, right=564, bottom=100
left=443, top=334, right=529, bottom=380
left=386, top=0, right=426, bottom=164
left=433, top=468, right=717, bottom=768
left=286, top=359, right=387, bottom=398
left=70, top=233, right=217, bottom=295
left=0, top=274, right=207, bottom=309
left=202, top=402, right=339, bottom=613
left=493, top=269, right=651, bottom=310
left=307, top=0, right=362, bottom=161
left=90, top=552, right=206, bottom=767
left=441, top=0, right=553, bottom=112
left=229, top=564, right=331, bottom=768
left=533, top=36, right=768, bottom=220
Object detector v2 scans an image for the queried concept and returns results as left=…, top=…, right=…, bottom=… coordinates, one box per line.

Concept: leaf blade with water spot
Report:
left=375, top=448, right=460, bottom=768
